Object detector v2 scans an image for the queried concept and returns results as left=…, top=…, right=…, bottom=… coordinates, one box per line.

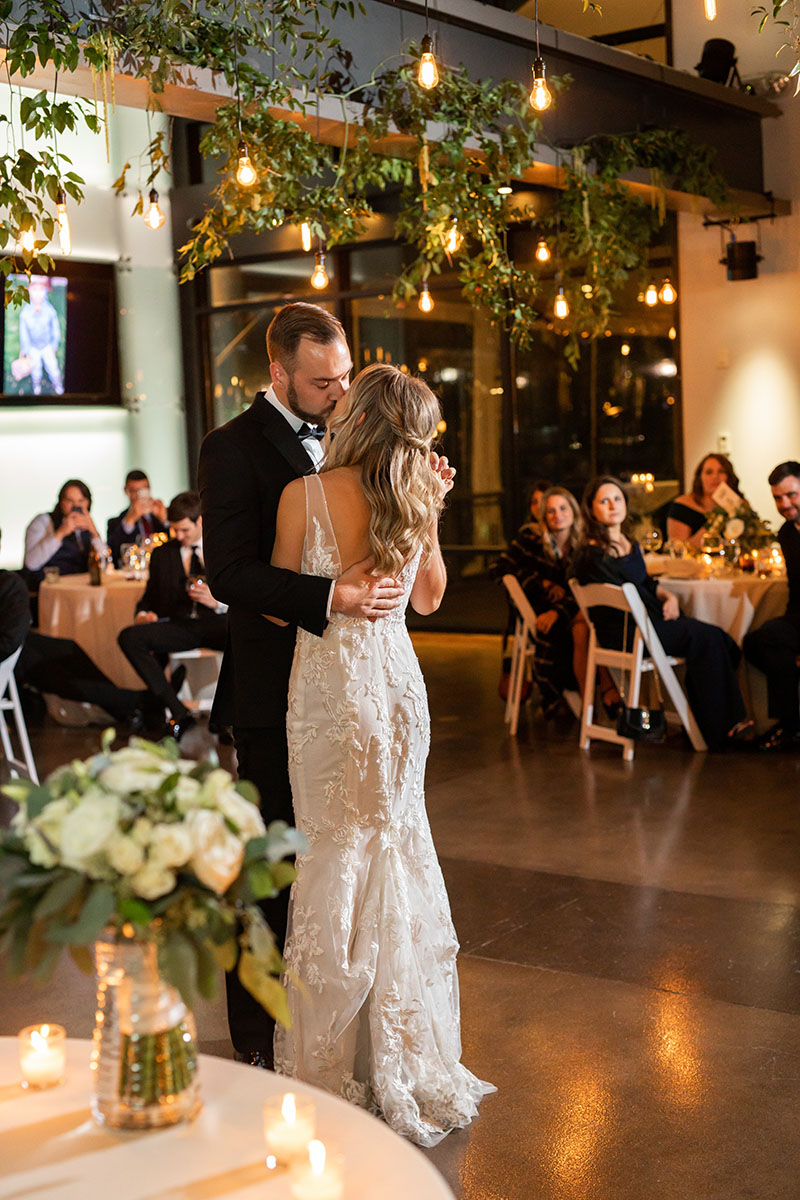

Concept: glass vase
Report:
left=91, top=930, right=201, bottom=1129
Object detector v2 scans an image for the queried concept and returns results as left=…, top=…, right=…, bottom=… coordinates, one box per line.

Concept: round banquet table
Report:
left=657, top=572, right=788, bottom=647
left=657, top=571, right=789, bottom=730
left=38, top=573, right=146, bottom=689
left=0, top=1038, right=455, bottom=1200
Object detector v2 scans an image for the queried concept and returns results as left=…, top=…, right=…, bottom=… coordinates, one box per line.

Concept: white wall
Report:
left=0, top=95, right=187, bottom=568
left=671, top=1, right=800, bottom=524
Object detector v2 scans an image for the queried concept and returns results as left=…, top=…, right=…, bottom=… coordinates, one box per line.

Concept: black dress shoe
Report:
left=757, top=723, right=800, bottom=752
left=167, top=714, right=197, bottom=741
left=233, top=1048, right=274, bottom=1070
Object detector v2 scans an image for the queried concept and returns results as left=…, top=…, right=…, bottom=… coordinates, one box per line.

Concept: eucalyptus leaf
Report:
left=47, top=882, right=116, bottom=946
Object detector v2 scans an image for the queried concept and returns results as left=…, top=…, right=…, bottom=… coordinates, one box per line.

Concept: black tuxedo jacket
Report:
left=137, top=539, right=199, bottom=621
left=107, top=509, right=169, bottom=565
left=198, top=392, right=331, bottom=728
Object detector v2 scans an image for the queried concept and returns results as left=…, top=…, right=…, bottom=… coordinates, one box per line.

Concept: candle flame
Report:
left=309, top=1139, right=326, bottom=1174
left=31, top=1029, right=48, bottom=1050
left=281, top=1092, right=297, bottom=1123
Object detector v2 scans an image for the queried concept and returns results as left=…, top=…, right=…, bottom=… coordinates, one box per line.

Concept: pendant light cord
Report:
left=535, top=0, right=541, bottom=57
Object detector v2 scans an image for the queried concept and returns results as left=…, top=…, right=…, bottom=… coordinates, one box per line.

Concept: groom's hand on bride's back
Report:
left=332, top=558, right=404, bottom=621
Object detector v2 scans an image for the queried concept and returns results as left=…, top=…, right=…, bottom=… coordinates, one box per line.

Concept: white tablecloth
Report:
left=0, top=1038, right=454, bottom=1200
left=658, top=574, right=788, bottom=646
left=659, top=573, right=789, bottom=729
left=38, top=573, right=146, bottom=689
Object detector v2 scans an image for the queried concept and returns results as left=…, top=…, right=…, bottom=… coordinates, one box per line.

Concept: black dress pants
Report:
left=743, top=617, right=800, bottom=730
left=654, top=615, right=746, bottom=747
left=17, top=632, right=146, bottom=722
left=117, top=615, right=227, bottom=720
left=225, top=724, right=295, bottom=1059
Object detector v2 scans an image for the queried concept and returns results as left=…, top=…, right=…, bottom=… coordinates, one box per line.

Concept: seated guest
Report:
left=118, top=491, right=227, bottom=740
left=0, top=537, right=31, bottom=662
left=666, top=453, right=745, bottom=550
left=491, top=477, right=553, bottom=583
left=743, top=461, right=800, bottom=751
left=572, top=476, right=752, bottom=750
left=23, top=479, right=107, bottom=589
left=107, top=469, right=169, bottom=565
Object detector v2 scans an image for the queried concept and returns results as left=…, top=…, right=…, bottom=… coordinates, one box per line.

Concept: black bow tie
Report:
left=297, top=423, right=326, bottom=441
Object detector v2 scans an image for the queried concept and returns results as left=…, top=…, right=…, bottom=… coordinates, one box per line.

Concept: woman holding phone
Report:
left=23, top=479, right=108, bottom=589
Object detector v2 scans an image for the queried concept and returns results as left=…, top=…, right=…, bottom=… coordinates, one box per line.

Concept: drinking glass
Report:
left=643, top=528, right=663, bottom=554
left=43, top=566, right=60, bottom=585
left=186, top=575, right=205, bottom=619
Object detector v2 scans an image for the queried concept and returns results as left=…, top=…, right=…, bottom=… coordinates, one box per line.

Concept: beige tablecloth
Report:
left=38, top=573, right=146, bottom=689
left=0, top=1038, right=455, bottom=1200
left=659, top=573, right=789, bottom=729
left=658, top=574, right=789, bottom=646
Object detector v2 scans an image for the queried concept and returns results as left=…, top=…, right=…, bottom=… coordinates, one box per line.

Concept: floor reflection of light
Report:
left=546, top=1075, right=613, bottom=1192
left=649, top=985, right=708, bottom=1111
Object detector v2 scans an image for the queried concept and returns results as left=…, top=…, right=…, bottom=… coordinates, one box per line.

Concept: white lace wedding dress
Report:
left=274, top=474, right=494, bottom=1147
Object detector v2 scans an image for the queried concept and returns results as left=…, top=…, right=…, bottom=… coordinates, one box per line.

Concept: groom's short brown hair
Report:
left=267, top=302, right=345, bottom=373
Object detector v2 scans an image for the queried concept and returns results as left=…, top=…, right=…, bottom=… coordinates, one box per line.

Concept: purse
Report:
left=615, top=614, right=667, bottom=742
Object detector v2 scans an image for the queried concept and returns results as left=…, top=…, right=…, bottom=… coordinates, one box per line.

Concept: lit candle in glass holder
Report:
left=263, top=1092, right=316, bottom=1166
left=290, top=1140, right=344, bottom=1200
left=19, top=1024, right=66, bottom=1088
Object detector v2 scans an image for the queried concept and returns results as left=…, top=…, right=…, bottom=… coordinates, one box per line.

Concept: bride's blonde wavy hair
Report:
left=322, top=363, right=445, bottom=576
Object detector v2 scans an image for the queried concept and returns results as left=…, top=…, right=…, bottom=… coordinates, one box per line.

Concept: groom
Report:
left=199, top=302, right=405, bottom=1065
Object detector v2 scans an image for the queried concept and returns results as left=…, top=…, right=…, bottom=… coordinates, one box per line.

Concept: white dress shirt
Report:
left=180, top=539, right=228, bottom=614
left=263, top=386, right=335, bottom=616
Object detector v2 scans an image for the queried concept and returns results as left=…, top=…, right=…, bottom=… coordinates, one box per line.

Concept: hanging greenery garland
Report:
left=1, top=1, right=729, bottom=363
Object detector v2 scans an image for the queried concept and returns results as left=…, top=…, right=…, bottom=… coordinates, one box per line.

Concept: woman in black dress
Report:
left=666, top=453, right=745, bottom=550
left=572, top=476, right=752, bottom=749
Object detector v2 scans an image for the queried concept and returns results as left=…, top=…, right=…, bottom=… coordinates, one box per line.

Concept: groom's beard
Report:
left=285, top=378, right=334, bottom=426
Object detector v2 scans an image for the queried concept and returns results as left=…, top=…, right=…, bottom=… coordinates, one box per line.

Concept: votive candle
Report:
left=18, top=1023, right=66, bottom=1088
left=263, top=1092, right=316, bottom=1165
left=290, top=1140, right=344, bottom=1200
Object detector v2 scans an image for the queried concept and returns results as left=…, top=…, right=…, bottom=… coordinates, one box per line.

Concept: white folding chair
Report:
left=0, top=647, right=39, bottom=783
left=502, top=575, right=581, bottom=736
left=569, top=579, right=707, bottom=762
left=167, top=648, right=223, bottom=714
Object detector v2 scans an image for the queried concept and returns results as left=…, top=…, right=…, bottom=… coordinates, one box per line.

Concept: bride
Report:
left=270, top=363, right=494, bottom=1147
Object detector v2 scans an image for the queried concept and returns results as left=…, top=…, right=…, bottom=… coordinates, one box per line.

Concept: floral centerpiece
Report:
left=0, top=732, right=304, bottom=1127
left=703, top=483, right=773, bottom=553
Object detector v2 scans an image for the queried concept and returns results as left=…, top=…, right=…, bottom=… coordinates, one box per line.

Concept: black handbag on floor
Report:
left=615, top=614, right=667, bottom=742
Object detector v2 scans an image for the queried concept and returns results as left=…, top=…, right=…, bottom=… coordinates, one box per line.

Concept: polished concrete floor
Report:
left=2, top=633, right=800, bottom=1199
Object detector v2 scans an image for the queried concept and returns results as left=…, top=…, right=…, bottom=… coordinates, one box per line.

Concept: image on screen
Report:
left=3, top=274, right=68, bottom=396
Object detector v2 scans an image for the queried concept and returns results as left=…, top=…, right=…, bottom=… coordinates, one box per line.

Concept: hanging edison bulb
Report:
left=529, top=57, right=552, bottom=112
left=300, top=221, right=312, bottom=252
left=144, top=188, right=166, bottom=231
left=310, top=250, right=329, bottom=290
left=658, top=277, right=677, bottom=304
left=535, top=237, right=551, bottom=264
left=56, top=188, right=72, bottom=256
left=235, top=141, right=257, bottom=188
left=417, top=34, right=439, bottom=89
left=704, top=0, right=716, bottom=19
left=418, top=281, right=434, bottom=313
left=444, top=220, right=463, bottom=254
left=644, top=281, right=659, bottom=307
left=19, top=228, right=35, bottom=253
left=554, top=286, right=569, bottom=320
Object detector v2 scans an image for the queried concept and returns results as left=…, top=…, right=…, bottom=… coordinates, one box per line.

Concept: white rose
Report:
left=130, top=859, right=176, bottom=901
left=148, top=822, right=193, bottom=868
left=185, top=809, right=245, bottom=895
left=199, top=768, right=235, bottom=808
left=24, top=797, right=73, bottom=868
left=131, top=817, right=153, bottom=846
left=107, top=833, right=145, bottom=876
left=59, top=793, right=120, bottom=868
left=725, top=517, right=745, bottom=539
left=217, top=789, right=266, bottom=841
left=174, top=776, right=203, bottom=812
left=99, top=747, right=177, bottom=795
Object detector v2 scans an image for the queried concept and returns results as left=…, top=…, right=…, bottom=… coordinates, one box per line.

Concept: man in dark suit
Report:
left=198, top=302, right=403, bottom=1065
left=118, top=491, right=227, bottom=738
left=107, top=469, right=169, bottom=565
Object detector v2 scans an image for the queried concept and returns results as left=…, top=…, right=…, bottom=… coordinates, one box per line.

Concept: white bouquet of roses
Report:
left=704, top=481, right=773, bottom=552
left=0, top=731, right=305, bottom=1023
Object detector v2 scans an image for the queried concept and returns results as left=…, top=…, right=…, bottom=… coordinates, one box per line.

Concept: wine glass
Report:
left=186, top=574, right=205, bottom=619
left=643, top=527, right=663, bottom=554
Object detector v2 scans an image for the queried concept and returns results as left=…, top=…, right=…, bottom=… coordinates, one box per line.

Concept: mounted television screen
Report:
left=1, top=260, right=121, bottom=405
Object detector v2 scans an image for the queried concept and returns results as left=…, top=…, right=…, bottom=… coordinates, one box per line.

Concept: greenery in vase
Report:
left=703, top=500, right=774, bottom=550
left=0, top=731, right=305, bottom=1025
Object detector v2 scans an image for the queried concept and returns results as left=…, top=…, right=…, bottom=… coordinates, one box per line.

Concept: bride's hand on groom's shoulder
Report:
left=430, top=452, right=456, bottom=496
left=331, top=558, right=404, bottom=621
